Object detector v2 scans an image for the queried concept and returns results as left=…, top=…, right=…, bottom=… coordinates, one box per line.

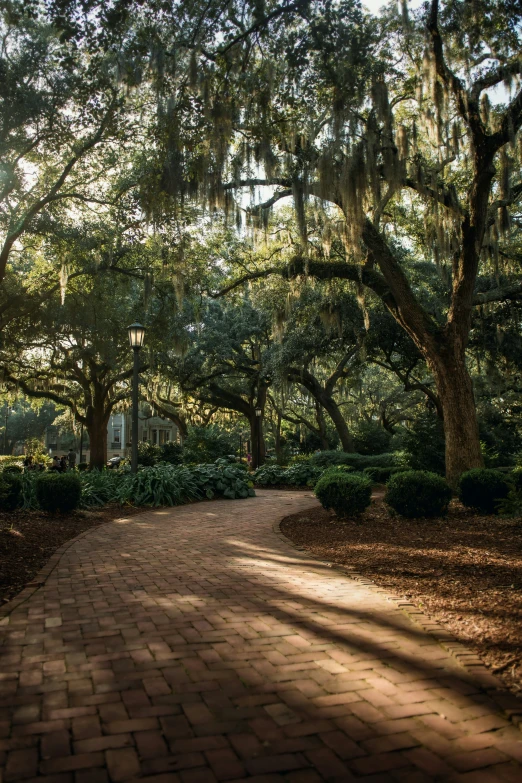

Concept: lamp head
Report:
left=127, top=322, right=146, bottom=349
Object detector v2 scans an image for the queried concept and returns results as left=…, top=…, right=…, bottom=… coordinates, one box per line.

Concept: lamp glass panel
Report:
left=128, top=323, right=146, bottom=348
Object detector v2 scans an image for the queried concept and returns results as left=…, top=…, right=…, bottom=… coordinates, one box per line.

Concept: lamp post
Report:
left=127, top=323, right=146, bottom=474
left=255, top=407, right=262, bottom=469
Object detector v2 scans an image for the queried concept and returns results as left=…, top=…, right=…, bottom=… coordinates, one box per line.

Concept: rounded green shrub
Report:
left=36, top=473, right=82, bottom=513
left=315, top=472, right=372, bottom=518
left=77, top=462, right=89, bottom=471
left=0, top=473, right=23, bottom=511
left=385, top=470, right=452, bottom=518
left=458, top=468, right=510, bottom=514
left=3, top=464, right=23, bottom=474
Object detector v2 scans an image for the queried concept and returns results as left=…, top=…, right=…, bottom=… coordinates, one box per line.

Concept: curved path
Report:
left=0, top=491, right=521, bottom=782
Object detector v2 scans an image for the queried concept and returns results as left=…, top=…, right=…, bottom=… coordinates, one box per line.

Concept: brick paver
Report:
left=1, top=490, right=521, bottom=781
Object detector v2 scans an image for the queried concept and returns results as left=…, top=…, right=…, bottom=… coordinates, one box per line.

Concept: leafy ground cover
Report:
left=281, top=496, right=522, bottom=696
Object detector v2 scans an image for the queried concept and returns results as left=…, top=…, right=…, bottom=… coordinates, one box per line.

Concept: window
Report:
left=159, top=429, right=170, bottom=445
left=113, top=428, right=121, bottom=444
left=142, top=431, right=148, bottom=442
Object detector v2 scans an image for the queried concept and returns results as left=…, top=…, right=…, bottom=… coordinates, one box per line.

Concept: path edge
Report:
left=0, top=513, right=133, bottom=626
left=272, top=514, right=522, bottom=732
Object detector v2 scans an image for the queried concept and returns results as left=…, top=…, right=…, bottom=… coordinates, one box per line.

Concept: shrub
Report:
left=391, top=413, right=445, bottom=474
left=160, top=441, right=183, bottom=465
left=252, top=465, right=286, bottom=485
left=182, top=425, right=237, bottom=464
left=315, top=472, right=372, bottom=518
left=0, top=472, right=23, bottom=511
left=282, top=463, right=324, bottom=487
left=79, top=470, right=123, bottom=508
left=191, top=461, right=255, bottom=500
left=385, top=471, right=452, bottom=518
left=253, top=463, right=323, bottom=487
left=310, top=450, right=396, bottom=470
left=137, top=441, right=161, bottom=466
left=3, top=464, right=23, bottom=473
left=116, top=465, right=200, bottom=507
left=458, top=468, right=510, bottom=514
left=353, top=421, right=392, bottom=456
left=36, top=473, right=82, bottom=513
left=78, top=462, right=89, bottom=471
left=363, top=466, right=406, bottom=483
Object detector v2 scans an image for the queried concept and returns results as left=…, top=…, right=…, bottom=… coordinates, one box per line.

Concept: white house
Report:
left=46, top=406, right=179, bottom=462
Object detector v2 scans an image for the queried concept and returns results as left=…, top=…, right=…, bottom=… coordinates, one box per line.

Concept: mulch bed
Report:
left=0, top=506, right=143, bottom=607
left=281, top=496, right=522, bottom=695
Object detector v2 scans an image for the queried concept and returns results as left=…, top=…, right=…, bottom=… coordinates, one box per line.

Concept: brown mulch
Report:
left=0, top=506, right=143, bottom=606
left=281, top=496, right=522, bottom=695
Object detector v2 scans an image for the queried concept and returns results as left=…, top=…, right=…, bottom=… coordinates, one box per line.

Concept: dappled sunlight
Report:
left=2, top=494, right=521, bottom=782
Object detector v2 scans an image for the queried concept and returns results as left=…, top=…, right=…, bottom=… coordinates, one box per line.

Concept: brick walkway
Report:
left=1, top=491, right=521, bottom=782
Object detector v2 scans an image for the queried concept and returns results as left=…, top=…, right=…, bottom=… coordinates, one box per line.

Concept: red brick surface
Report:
left=1, top=490, right=521, bottom=781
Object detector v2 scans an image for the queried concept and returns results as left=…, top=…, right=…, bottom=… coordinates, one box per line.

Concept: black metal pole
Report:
left=257, top=416, right=261, bottom=468
left=79, top=424, right=84, bottom=464
left=3, top=409, right=7, bottom=455
left=131, top=347, right=140, bottom=473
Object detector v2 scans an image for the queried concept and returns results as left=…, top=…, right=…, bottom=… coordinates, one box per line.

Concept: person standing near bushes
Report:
left=68, top=448, right=76, bottom=470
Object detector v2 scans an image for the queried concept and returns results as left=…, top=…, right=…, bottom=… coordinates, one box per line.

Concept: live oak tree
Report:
left=0, top=5, right=132, bottom=291
left=2, top=270, right=148, bottom=468
left=179, top=0, right=522, bottom=483
left=159, top=298, right=272, bottom=469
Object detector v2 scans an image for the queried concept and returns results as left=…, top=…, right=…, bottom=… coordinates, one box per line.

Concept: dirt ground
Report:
left=281, top=496, right=522, bottom=695
left=0, top=505, right=142, bottom=606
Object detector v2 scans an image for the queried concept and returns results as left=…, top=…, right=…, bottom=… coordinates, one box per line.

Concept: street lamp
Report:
left=128, top=323, right=146, bottom=473
left=255, top=407, right=262, bottom=469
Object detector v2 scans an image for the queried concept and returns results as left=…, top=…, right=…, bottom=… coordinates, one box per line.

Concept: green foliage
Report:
left=3, top=465, right=22, bottom=473
left=79, top=470, right=123, bottom=508
left=113, top=460, right=254, bottom=507
left=36, top=473, right=82, bottom=514
left=20, top=473, right=38, bottom=510
left=78, top=462, right=89, bottom=471
left=479, top=408, right=522, bottom=467
left=182, top=426, right=236, bottom=464
left=353, top=421, right=392, bottom=456
left=458, top=469, right=510, bottom=514
left=0, top=456, right=24, bottom=469
left=191, top=461, right=255, bottom=500
left=252, top=465, right=287, bottom=485
left=309, top=451, right=396, bottom=470
left=137, top=441, right=162, bottom=466
left=511, top=467, right=522, bottom=491
left=0, top=472, right=23, bottom=511
left=363, top=466, right=406, bottom=484
left=315, top=472, right=372, bottom=518
left=496, top=487, right=522, bottom=517
left=385, top=471, right=452, bottom=518
left=160, top=441, right=183, bottom=465
left=253, top=463, right=323, bottom=487
left=116, top=465, right=200, bottom=507
left=392, top=414, right=446, bottom=474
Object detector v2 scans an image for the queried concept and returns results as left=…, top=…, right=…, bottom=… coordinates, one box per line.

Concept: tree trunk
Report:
left=319, top=394, right=354, bottom=452
left=250, top=414, right=265, bottom=470
left=315, top=401, right=330, bottom=450
left=274, top=412, right=283, bottom=464
left=429, top=343, right=483, bottom=486
left=87, top=406, right=109, bottom=469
